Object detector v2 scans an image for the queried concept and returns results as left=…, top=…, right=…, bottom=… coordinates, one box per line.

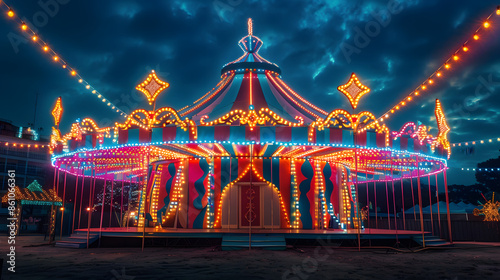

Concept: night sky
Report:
left=1, top=0, right=500, bottom=185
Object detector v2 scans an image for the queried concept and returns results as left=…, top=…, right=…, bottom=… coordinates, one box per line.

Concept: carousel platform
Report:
left=60, top=228, right=439, bottom=249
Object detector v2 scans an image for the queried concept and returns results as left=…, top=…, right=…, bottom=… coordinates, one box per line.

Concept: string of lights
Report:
left=0, top=1, right=128, bottom=118
left=459, top=167, right=500, bottom=172
left=452, top=137, right=500, bottom=147
left=376, top=6, right=500, bottom=124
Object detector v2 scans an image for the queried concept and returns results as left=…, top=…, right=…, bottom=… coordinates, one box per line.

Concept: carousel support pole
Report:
left=271, top=157, right=274, bottom=231
left=366, top=180, right=370, bottom=231
left=228, top=157, right=231, bottom=230
left=87, top=169, right=96, bottom=249
left=249, top=144, right=253, bottom=251
left=416, top=156, right=425, bottom=247
left=59, top=172, right=67, bottom=240
left=72, top=165, right=80, bottom=234
left=373, top=176, right=378, bottom=229
left=143, top=149, right=151, bottom=252
left=78, top=168, right=85, bottom=229
left=410, top=174, right=416, bottom=221
left=99, top=171, right=107, bottom=247
left=443, top=169, right=453, bottom=243
left=48, top=168, right=57, bottom=244
left=385, top=171, right=391, bottom=230
left=427, top=175, right=434, bottom=235
left=354, top=132, right=361, bottom=251
left=390, top=154, right=399, bottom=244
left=109, top=177, right=114, bottom=228
left=120, top=178, right=124, bottom=227
left=435, top=174, right=442, bottom=237
left=400, top=176, right=406, bottom=230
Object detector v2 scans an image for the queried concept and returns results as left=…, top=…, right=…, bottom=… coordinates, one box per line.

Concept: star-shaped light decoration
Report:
left=51, top=96, right=63, bottom=126
left=337, top=73, right=370, bottom=110
left=136, top=70, right=170, bottom=105
left=433, top=99, right=451, bottom=158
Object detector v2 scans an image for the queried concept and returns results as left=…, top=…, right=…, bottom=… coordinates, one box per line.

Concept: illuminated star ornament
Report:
left=433, top=99, right=451, bottom=157
left=136, top=70, right=170, bottom=105
left=52, top=96, right=63, bottom=126
left=474, top=192, right=500, bottom=222
left=337, top=73, right=370, bottom=110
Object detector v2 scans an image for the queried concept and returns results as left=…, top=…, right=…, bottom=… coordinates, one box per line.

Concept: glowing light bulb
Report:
left=437, top=72, right=442, bottom=77
left=7, top=10, right=14, bottom=17
left=445, top=64, right=450, bottom=69
left=484, top=22, right=490, bottom=28
left=497, top=8, right=500, bottom=15
left=428, top=79, right=434, bottom=84
left=21, top=23, right=27, bottom=31
left=453, top=55, right=459, bottom=61
left=43, top=45, right=49, bottom=52
left=32, top=35, right=37, bottom=41
left=53, top=56, right=59, bottom=61
left=473, top=34, right=479, bottom=40
left=71, top=70, right=76, bottom=76
left=462, top=46, right=469, bottom=52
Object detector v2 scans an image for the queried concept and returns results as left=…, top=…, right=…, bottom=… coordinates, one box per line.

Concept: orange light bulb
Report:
left=43, top=45, right=49, bottom=52
left=53, top=56, right=58, bottom=61
left=32, top=36, right=37, bottom=41
left=453, top=55, right=459, bottom=61
left=463, top=46, right=469, bottom=52
left=7, top=10, right=14, bottom=17
left=484, top=22, right=490, bottom=28
left=21, top=23, right=28, bottom=31
left=445, top=64, right=450, bottom=69
left=437, top=72, right=442, bottom=77
left=473, top=34, right=479, bottom=40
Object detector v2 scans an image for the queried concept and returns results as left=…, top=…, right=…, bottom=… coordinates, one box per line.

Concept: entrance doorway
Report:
left=220, top=182, right=280, bottom=229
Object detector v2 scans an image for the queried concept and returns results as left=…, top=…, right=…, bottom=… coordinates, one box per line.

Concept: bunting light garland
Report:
left=0, top=1, right=128, bottom=118
left=376, top=7, right=500, bottom=124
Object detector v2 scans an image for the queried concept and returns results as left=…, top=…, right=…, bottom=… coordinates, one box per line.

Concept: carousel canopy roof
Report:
left=177, top=18, right=328, bottom=123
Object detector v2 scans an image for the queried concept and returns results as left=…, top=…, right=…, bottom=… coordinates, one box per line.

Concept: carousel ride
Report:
left=48, top=19, right=451, bottom=236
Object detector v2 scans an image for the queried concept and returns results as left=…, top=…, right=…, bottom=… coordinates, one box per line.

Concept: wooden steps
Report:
left=55, top=231, right=99, bottom=249
left=221, top=233, right=286, bottom=250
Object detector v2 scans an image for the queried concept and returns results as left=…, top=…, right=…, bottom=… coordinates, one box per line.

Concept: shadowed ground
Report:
left=1, top=236, right=500, bottom=280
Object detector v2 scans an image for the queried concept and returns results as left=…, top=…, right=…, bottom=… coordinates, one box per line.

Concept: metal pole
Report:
left=60, top=172, right=67, bottom=240
left=142, top=150, right=151, bottom=252
left=72, top=165, right=80, bottom=233
left=228, top=157, right=231, bottom=230
left=271, top=157, right=274, bottom=230
left=78, top=168, right=85, bottom=229
left=443, top=169, right=453, bottom=243
left=428, top=175, right=434, bottom=235
left=373, top=174, right=378, bottom=229
left=435, top=174, right=442, bottom=237
left=354, top=132, right=361, bottom=251
left=400, top=176, right=406, bottom=230
left=99, top=171, right=107, bottom=246
left=249, top=145, right=253, bottom=251
left=416, top=156, right=425, bottom=247
left=87, top=169, right=96, bottom=249
left=49, top=168, right=57, bottom=243
left=410, top=174, right=416, bottom=221
left=385, top=170, right=390, bottom=230
left=109, top=177, right=114, bottom=228
left=120, top=179, right=124, bottom=227
left=390, top=153, right=398, bottom=244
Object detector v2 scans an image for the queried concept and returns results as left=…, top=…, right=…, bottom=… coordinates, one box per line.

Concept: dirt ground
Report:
left=1, top=236, right=500, bottom=280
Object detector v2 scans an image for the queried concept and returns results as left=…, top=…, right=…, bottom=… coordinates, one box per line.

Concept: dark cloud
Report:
left=1, top=0, right=499, bottom=185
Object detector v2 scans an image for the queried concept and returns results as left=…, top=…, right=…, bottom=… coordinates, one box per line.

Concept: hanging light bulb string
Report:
left=0, top=1, right=128, bottom=118
left=374, top=7, right=499, bottom=126
left=452, top=137, right=500, bottom=147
